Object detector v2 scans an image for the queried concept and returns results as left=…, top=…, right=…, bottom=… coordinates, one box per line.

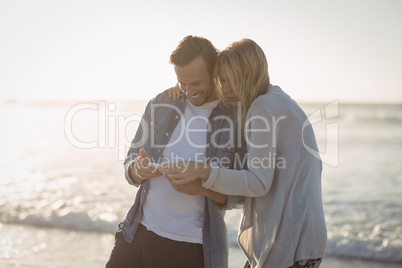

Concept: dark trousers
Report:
left=244, top=258, right=322, bottom=268
left=105, top=224, right=204, bottom=268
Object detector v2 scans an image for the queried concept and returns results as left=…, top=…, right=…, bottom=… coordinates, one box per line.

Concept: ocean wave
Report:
left=0, top=206, right=119, bottom=234
left=340, top=103, right=402, bottom=123
left=300, top=102, right=402, bottom=123
left=340, top=113, right=402, bottom=123
left=325, top=233, right=402, bottom=262
left=1, top=209, right=401, bottom=263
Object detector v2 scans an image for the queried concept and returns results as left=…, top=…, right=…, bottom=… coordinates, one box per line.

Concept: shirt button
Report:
left=175, top=115, right=179, bottom=119
left=144, top=189, right=147, bottom=193
left=165, top=133, right=169, bottom=136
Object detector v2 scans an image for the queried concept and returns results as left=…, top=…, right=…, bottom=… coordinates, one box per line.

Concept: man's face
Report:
left=174, top=57, right=218, bottom=106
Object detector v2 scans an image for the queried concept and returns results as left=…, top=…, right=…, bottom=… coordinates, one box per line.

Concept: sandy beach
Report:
left=1, top=224, right=401, bottom=268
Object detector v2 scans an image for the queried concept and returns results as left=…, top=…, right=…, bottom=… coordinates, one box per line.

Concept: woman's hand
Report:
left=163, top=84, right=182, bottom=101
left=162, top=161, right=210, bottom=185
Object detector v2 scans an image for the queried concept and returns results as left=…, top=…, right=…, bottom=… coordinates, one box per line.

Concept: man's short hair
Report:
left=169, top=35, right=218, bottom=77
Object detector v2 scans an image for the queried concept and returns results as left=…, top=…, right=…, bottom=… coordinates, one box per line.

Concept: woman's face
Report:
left=219, top=64, right=240, bottom=108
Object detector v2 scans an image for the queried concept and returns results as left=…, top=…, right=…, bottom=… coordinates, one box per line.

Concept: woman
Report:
left=165, top=39, right=327, bottom=267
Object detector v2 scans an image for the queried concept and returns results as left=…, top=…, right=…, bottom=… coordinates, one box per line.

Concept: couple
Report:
left=106, top=35, right=327, bottom=268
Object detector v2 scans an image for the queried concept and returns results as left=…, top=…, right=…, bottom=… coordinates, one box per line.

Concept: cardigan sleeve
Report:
left=202, top=104, right=278, bottom=197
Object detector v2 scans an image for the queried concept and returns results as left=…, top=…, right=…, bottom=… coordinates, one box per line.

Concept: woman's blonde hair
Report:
left=215, top=39, right=270, bottom=128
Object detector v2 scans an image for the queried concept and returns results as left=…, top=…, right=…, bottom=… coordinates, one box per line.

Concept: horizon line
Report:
left=2, top=98, right=402, bottom=106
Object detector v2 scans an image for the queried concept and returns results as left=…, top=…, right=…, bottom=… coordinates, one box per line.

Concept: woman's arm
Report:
left=164, top=104, right=278, bottom=197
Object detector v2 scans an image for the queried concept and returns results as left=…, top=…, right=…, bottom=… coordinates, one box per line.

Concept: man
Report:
left=106, top=35, right=245, bottom=268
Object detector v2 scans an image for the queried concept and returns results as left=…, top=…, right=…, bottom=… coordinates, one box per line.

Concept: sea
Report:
left=0, top=99, right=401, bottom=267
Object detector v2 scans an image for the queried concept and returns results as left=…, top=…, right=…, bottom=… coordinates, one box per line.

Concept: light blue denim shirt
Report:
left=119, top=90, right=246, bottom=268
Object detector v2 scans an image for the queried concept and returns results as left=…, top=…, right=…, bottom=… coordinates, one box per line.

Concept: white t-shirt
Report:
left=141, top=98, right=219, bottom=243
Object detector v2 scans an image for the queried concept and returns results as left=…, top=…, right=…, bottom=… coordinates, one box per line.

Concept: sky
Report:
left=0, top=0, right=401, bottom=103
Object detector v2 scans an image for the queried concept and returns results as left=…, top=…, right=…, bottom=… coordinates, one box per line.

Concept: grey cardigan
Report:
left=203, top=85, right=327, bottom=267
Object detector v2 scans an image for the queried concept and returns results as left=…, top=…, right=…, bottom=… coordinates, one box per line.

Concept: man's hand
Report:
left=163, top=161, right=210, bottom=185
left=129, top=148, right=163, bottom=183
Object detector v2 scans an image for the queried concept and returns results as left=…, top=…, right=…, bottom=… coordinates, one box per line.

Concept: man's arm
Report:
left=123, top=96, right=156, bottom=186
left=125, top=160, right=143, bottom=184
left=124, top=156, right=140, bottom=186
